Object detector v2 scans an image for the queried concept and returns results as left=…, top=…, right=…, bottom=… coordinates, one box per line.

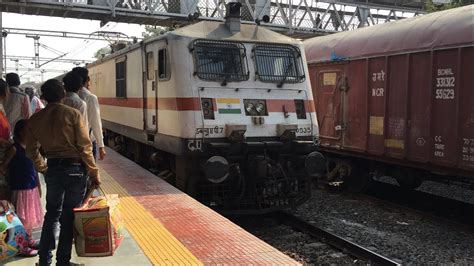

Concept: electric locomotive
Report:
left=88, top=2, right=325, bottom=213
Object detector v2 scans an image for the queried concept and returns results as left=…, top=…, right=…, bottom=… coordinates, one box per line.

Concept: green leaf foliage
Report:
left=425, top=0, right=472, bottom=12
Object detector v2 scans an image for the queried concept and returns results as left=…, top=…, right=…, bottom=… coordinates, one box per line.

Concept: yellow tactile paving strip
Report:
left=99, top=168, right=203, bottom=266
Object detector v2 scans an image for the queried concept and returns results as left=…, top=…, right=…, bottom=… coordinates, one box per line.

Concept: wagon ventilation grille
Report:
left=192, top=40, right=249, bottom=84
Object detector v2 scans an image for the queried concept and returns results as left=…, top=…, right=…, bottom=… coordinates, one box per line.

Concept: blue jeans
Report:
left=38, top=163, right=87, bottom=266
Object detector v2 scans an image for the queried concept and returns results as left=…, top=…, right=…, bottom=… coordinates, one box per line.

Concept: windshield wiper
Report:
left=277, top=60, right=294, bottom=88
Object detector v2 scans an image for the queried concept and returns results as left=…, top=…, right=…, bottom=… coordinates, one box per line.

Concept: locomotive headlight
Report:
left=244, top=99, right=268, bottom=116
left=245, top=102, right=255, bottom=113
left=255, top=103, right=265, bottom=114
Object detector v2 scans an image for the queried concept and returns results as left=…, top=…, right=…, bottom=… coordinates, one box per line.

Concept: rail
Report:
left=274, top=211, right=401, bottom=266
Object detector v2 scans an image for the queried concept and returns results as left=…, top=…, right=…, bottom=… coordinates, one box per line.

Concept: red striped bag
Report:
left=73, top=189, right=124, bottom=256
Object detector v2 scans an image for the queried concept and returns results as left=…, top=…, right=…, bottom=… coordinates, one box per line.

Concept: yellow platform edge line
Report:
left=100, top=177, right=196, bottom=265
left=106, top=182, right=201, bottom=265
left=98, top=167, right=203, bottom=266
left=99, top=182, right=193, bottom=264
left=99, top=187, right=186, bottom=264
left=100, top=174, right=198, bottom=265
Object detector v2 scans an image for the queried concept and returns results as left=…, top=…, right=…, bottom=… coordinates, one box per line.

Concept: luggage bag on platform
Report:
left=0, top=200, right=29, bottom=261
left=73, top=188, right=124, bottom=257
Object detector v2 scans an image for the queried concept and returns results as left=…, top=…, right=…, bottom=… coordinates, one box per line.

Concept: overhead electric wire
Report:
left=40, top=23, right=112, bottom=69
left=39, top=43, right=66, bottom=55
left=47, top=23, right=113, bottom=70
left=12, top=21, right=134, bottom=80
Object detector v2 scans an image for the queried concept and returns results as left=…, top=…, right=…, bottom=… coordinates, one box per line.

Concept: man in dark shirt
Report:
left=26, top=79, right=100, bottom=266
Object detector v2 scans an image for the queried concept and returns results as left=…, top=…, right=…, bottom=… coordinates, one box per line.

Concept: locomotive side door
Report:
left=144, top=45, right=157, bottom=133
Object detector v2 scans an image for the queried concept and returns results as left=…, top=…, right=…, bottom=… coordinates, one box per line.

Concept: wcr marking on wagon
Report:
left=372, top=70, right=385, bottom=82
left=371, top=70, right=386, bottom=97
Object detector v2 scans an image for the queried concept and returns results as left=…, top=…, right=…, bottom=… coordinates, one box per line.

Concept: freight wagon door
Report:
left=311, top=63, right=346, bottom=147
left=385, top=55, right=409, bottom=158
left=342, top=59, right=368, bottom=151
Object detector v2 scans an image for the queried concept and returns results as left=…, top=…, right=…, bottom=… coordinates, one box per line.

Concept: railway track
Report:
left=364, top=181, right=474, bottom=228
left=273, top=211, right=401, bottom=266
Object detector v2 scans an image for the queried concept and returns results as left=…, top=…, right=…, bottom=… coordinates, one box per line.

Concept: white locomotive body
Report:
left=89, top=4, right=325, bottom=213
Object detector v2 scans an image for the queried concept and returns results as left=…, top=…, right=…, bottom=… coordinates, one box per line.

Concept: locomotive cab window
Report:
left=158, top=48, right=170, bottom=80
left=115, top=57, right=127, bottom=98
left=253, top=44, right=305, bottom=86
left=192, top=40, right=249, bottom=83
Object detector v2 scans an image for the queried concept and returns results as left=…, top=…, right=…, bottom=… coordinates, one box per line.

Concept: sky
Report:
left=2, top=12, right=146, bottom=83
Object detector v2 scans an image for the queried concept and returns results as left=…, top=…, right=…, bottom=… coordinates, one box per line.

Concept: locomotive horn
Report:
left=188, top=12, right=200, bottom=21
left=255, top=15, right=270, bottom=25
left=226, top=2, right=242, bottom=17
left=225, top=2, right=242, bottom=33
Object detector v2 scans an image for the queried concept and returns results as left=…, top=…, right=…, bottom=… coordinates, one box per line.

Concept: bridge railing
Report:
left=17, top=0, right=424, bottom=35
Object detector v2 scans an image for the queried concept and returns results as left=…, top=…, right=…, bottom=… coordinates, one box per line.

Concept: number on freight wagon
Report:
left=436, top=77, right=455, bottom=88
left=435, top=89, right=455, bottom=100
left=435, top=68, right=455, bottom=100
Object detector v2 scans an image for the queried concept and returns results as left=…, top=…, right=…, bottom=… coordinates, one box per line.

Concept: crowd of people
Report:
left=0, top=68, right=105, bottom=266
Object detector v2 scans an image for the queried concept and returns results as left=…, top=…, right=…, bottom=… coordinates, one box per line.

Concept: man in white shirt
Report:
left=4, top=73, right=31, bottom=130
left=62, top=71, right=89, bottom=129
left=73, top=67, right=106, bottom=161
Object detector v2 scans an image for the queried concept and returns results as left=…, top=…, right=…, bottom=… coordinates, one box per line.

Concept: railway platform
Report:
left=4, top=148, right=298, bottom=265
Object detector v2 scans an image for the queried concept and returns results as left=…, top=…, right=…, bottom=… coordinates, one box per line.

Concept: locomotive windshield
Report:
left=253, top=44, right=305, bottom=85
left=192, top=40, right=249, bottom=82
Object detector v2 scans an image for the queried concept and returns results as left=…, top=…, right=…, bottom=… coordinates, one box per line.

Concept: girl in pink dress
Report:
left=8, top=119, right=43, bottom=256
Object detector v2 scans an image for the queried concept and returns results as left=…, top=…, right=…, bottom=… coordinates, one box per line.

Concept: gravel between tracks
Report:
left=377, top=176, right=474, bottom=204
left=294, top=188, right=474, bottom=265
left=237, top=216, right=363, bottom=265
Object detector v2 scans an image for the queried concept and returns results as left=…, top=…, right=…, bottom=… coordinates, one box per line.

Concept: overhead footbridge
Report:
left=0, top=0, right=425, bottom=39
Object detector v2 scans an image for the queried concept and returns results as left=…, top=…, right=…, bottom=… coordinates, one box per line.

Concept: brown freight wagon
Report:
left=304, top=5, right=474, bottom=190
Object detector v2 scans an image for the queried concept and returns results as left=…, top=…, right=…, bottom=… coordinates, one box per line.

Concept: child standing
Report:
left=8, top=119, right=43, bottom=256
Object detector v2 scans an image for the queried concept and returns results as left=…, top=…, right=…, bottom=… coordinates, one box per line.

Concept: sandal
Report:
left=28, top=239, right=41, bottom=250
left=19, top=247, right=38, bottom=257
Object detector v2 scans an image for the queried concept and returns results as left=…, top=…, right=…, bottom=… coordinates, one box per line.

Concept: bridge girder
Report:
left=0, top=0, right=424, bottom=39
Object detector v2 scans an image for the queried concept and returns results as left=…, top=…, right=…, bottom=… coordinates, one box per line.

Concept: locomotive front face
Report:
left=190, top=40, right=317, bottom=141
left=181, top=38, right=324, bottom=213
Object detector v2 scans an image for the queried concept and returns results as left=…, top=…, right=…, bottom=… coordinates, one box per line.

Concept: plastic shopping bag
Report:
left=0, top=200, right=29, bottom=261
left=73, top=188, right=125, bottom=257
